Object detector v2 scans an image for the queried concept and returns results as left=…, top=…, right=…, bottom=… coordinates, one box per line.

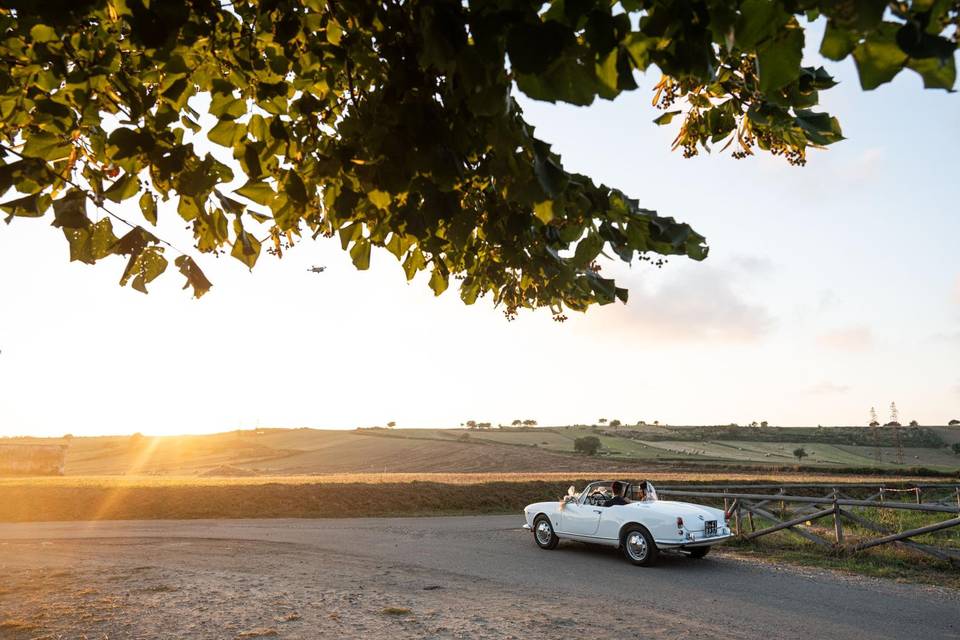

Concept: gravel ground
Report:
left=0, top=516, right=957, bottom=639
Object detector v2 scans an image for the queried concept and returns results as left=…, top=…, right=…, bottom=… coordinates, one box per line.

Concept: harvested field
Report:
left=0, top=473, right=949, bottom=522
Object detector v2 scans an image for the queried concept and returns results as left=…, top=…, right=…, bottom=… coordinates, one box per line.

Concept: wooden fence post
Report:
left=955, top=487, right=959, bottom=510
left=735, top=502, right=741, bottom=537
left=916, top=488, right=922, bottom=505
left=832, top=488, right=844, bottom=547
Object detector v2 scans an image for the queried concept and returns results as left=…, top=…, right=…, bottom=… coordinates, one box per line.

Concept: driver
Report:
left=603, top=481, right=631, bottom=507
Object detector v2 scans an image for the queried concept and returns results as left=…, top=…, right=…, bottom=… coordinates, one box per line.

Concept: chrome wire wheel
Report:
left=535, top=520, right=553, bottom=545
left=625, top=531, right=648, bottom=561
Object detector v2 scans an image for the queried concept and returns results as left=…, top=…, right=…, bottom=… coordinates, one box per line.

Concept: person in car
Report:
left=604, top=481, right=632, bottom=507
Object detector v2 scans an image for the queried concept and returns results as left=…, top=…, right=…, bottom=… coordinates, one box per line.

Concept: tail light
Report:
left=676, top=516, right=684, bottom=529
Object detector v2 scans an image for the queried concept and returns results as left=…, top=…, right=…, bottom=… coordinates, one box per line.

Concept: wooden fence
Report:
left=657, top=483, right=960, bottom=565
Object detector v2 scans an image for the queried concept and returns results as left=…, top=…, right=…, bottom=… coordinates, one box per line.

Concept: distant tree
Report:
left=511, top=419, right=522, bottom=426
left=574, top=436, right=602, bottom=456
left=950, top=419, right=960, bottom=426
left=749, top=421, right=758, bottom=428
left=466, top=420, right=478, bottom=429
left=653, top=420, right=659, bottom=426
left=869, top=407, right=879, bottom=427
left=793, top=447, right=808, bottom=463
left=952, top=443, right=960, bottom=456
left=522, top=419, right=538, bottom=426
left=609, top=419, right=622, bottom=428
left=637, top=420, right=647, bottom=426
left=386, top=421, right=396, bottom=428
left=884, top=421, right=901, bottom=427
left=598, top=418, right=607, bottom=424
left=908, top=420, right=919, bottom=427
left=128, top=432, right=145, bottom=450
left=760, top=421, right=769, bottom=428
left=478, top=422, right=492, bottom=429
left=62, top=433, right=74, bottom=440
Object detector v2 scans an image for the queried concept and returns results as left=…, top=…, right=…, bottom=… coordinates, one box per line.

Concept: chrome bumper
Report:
left=655, top=532, right=734, bottom=549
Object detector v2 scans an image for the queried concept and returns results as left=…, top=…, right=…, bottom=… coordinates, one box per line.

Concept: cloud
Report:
left=954, top=275, right=960, bottom=304
left=731, top=255, right=775, bottom=275
left=577, top=264, right=775, bottom=344
left=816, top=326, right=874, bottom=352
left=806, top=381, right=851, bottom=395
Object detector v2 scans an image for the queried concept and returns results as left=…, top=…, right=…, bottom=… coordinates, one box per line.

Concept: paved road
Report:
left=0, top=516, right=957, bottom=639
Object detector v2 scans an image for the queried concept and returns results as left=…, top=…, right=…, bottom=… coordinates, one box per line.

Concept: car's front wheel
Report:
left=621, top=525, right=658, bottom=566
left=687, top=546, right=710, bottom=559
left=533, top=515, right=559, bottom=550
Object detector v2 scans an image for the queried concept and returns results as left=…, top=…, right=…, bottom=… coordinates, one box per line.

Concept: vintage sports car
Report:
left=522, top=480, right=732, bottom=566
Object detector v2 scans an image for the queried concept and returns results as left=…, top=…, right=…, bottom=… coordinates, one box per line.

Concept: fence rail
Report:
left=656, top=484, right=960, bottom=565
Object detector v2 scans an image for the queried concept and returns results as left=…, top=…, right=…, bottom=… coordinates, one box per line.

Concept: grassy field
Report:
left=4, top=424, right=958, bottom=477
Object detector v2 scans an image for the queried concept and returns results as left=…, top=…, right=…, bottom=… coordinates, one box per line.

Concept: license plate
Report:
left=704, top=520, right=717, bottom=536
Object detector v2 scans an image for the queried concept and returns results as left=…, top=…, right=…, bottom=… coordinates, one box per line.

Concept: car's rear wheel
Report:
left=621, top=525, right=658, bottom=566
left=687, top=546, right=710, bottom=559
left=533, top=515, right=559, bottom=550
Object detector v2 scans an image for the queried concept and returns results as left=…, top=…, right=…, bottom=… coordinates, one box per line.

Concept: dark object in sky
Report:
left=307, top=266, right=326, bottom=274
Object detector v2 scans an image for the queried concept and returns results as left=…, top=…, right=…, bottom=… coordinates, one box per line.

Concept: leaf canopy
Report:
left=0, top=0, right=955, bottom=316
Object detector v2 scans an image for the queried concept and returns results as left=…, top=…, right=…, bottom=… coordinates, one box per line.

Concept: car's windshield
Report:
left=573, top=480, right=658, bottom=503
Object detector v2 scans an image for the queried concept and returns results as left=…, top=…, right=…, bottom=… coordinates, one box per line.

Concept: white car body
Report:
left=523, top=481, right=732, bottom=558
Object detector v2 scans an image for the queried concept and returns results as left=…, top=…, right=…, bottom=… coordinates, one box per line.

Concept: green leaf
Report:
left=819, top=21, right=858, bottom=61
left=123, top=246, right=168, bottom=294
left=735, top=0, right=790, bottom=50
left=349, top=237, right=371, bottom=270
left=104, top=173, right=140, bottom=203
left=852, top=26, right=909, bottom=90
left=428, top=265, right=448, bottom=295
left=403, top=249, right=426, bottom=281
left=234, top=180, right=275, bottom=206
left=208, top=119, right=246, bottom=147
left=0, top=193, right=46, bottom=220
left=29, top=24, right=59, bottom=43
left=368, top=189, right=391, bottom=210
left=757, top=26, right=804, bottom=93
left=327, top=19, right=343, bottom=46
left=139, top=192, right=158, bottom=225
left=90, top=218, right=118, bottom=259
left=653, top=110, right=681, bottom=125
left=22, top=134, right=71, bottom=161
left=573, top=232, right=603, bottom=268
left=533, top=200, right=555, bottom=225
left=51, top=190, right=89, bottom=229
left=230, top=230, right=262, bottom=269
left=907, top=57, right=957, bottom=90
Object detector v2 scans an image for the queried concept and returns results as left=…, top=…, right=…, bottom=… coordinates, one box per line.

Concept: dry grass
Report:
left=0, top=472, right=943, bottom=523
left=0, top=619, right=38, bottom=631
left=381, top=607, right=412, bottom=616
left=0, top=470, right=937, bottom=489
left=235, top=628, right=279, bottom=638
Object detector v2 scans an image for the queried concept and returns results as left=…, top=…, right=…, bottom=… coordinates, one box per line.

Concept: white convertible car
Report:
left=522, top=480, right=732, bottom=565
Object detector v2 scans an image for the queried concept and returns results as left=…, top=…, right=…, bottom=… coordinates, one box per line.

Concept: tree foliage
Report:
left=574, top=435, right=601, bottom=455
left=0, top=1, right=955, bottom=316
left=792, top=446, right=807, bottom=462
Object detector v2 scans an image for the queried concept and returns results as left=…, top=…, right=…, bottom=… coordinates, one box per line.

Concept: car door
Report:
left=559, top=501, right=603, bottom=536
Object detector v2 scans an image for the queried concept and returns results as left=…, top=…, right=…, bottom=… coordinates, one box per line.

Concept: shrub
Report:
left=574, top=436, right=601, bottom=456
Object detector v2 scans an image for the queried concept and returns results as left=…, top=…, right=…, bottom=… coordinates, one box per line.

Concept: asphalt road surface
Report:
left=0, top=516, right=957, bottom=639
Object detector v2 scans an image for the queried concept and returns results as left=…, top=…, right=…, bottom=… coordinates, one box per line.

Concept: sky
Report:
left=1, top=25, right=958, bottom=437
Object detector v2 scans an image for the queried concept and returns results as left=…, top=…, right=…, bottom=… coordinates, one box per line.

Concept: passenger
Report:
left=603, top=481, right=631, bottom=507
